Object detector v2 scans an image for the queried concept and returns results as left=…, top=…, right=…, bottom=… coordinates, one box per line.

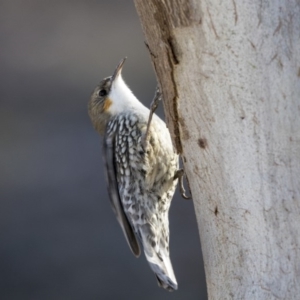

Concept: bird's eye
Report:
left=98, top=89, right=107, bottom=97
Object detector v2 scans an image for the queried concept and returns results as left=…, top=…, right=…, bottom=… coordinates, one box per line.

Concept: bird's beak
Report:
left=111, top=57, right=126, bottom=84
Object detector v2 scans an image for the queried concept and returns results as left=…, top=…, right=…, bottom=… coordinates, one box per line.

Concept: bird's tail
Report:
left=138, top=221, right=177, bottom=291
left=144, top=249, right=178, bottom=291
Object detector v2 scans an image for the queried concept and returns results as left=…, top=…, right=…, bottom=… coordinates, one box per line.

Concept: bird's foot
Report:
left=143, top=86, right=162, bottom=149
left=174, top=169, right=191, bottom=200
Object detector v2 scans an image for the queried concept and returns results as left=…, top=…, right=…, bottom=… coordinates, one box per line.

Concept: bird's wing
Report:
left=103, top=128, right=141, bottom=257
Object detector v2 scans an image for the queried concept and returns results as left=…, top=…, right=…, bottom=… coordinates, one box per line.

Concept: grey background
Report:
left=0, top=1, right=207, bottom=299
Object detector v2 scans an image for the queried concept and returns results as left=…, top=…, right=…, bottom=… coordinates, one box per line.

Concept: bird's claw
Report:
left=174, top=169, right=191, bottom=200
left=143, top=86, right=162, bottom=148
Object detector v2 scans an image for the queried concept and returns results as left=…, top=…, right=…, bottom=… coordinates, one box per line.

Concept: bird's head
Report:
left=88, top=58, right=128, bottom=135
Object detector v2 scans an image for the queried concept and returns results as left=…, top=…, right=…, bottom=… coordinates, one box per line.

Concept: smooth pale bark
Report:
left=134, top=1, right=300, bottom=299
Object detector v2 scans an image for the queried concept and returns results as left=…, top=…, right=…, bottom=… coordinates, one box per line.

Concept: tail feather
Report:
left=145, top=251, right=178, bottom=291
left=156, top=275, right=177, bottom=291
left=138, top=221, right=177, bottom=291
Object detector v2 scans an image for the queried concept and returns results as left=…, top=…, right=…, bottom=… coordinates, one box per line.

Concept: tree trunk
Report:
left=134, top=1, right=300, bottom=299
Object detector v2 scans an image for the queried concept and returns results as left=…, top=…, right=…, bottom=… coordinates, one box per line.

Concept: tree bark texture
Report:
left=134, top=1, right=300, bottom=299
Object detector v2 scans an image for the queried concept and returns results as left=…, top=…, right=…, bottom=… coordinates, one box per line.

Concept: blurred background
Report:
left=0, top=1, right=207, bottom=299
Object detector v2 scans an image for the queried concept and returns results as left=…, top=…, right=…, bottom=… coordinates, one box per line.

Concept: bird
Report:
left=88, top=58, right=179, bottom=291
